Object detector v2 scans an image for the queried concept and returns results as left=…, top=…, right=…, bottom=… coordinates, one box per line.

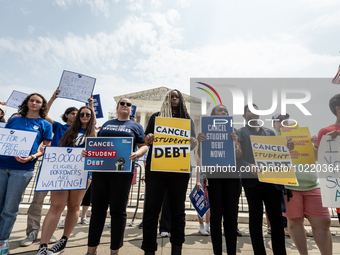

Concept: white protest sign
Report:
left=317, top=135, right=340, bottom=207
left=0, top=128, right=37, bottom=157
left=35, top=146, right=88, bottom=191
left=6, top=90, right=29, bottom=109
left=57, top=70, right=96, bottom=103
left=0, top=123, right=6, bottom=128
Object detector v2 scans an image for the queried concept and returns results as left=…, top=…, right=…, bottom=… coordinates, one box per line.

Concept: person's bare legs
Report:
left=86, top=246, right=97, bottom=255
left=81, top=179, right=92, bottom=219
left=40, top=191, right=69, bottom=244
left=198, top=214, right=203, bottom=224
left=287, top=216, right=308, bottom=255
left=63, top=189, right=87, bottom=237
left=205, top=210, right=210, bottom=224
left=306, top=215, right=332, bottom=255
left=81, top=206, right=90, bottom=219
left=111, top=249, right=119, bottom=254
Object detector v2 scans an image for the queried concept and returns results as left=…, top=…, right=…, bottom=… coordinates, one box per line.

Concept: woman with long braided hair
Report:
left=141, top=89, right=197, bottom=255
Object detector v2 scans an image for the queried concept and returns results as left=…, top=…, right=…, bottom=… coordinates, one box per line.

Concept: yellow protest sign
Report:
left=151, top=117, right=191, bottom=173
left=251, top=135, right=298, bottom=186
left=281, top=126, right=315, bottom=165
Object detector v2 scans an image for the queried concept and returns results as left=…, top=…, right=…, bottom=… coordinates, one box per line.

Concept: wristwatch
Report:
left=30, top=155, right=37, bottom=161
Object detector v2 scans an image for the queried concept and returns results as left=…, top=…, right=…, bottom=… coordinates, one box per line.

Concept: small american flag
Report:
left=332, top=65, right=340, bottom=84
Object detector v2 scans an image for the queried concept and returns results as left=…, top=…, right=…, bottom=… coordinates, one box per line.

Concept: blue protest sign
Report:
left=189, top=185, right=210, bottom=218
left=6, top=90, right=29, bottom=109
left=86, top=94, right=103, bottom=119
left=84, top=137, right=133, bottom=172
left=57, top=70, right=96, bottom=103
left=200, top=116, right=236, bottom=177
left=35, top=146, right=88, bottom=191
left=0, top=128, right=37, bottom=157
left=130, top=105, right=137, bottom=120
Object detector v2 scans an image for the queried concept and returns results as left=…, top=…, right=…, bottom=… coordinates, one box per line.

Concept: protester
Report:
left=0, top=104, right=6, bottom=122
left=237, top=104, right=293, bottom=255
left=195, top=169, right=210, bottom=236
left=0, top=93, right=52, bottom=253
left=7, top=113, right=21, bottom=121
left=141, top=89, right=197, bottom=255
left=271, top=113, right=313, bottom=237
left=36, top=106, right=96, bottom=255
left=84, top=97, right=147, bottom=255
left=292, top=94, right=340, bottom=255
left=197, top=104, right=242, bottom=255
left=21, top=89, right=79, bottom=247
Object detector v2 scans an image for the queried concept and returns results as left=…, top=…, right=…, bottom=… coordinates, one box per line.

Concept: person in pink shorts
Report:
left=283, top=112, right=332, bottom=255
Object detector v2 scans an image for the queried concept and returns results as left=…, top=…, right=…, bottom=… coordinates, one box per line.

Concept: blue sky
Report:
left=1, top=0, right=340, bottom=132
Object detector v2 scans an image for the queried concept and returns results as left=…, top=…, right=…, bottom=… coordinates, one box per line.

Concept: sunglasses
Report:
left=275, top=116, right=289, bottom=122
left=119, top=101, right=132, bottom=107
left=80, top=113, right=91, bottom=118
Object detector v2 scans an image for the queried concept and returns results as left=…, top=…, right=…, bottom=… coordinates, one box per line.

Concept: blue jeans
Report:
left=0, top=169, right=34, bottom=242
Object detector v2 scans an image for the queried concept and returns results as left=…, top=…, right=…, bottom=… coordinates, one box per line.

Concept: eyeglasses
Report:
left=275, top=116, right=289, bottom=122
left=119, top=101, right=132, bottom=107
left=80, top=113, right=91, bottom=118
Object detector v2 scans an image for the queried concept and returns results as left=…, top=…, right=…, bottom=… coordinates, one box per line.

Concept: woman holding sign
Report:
left=141, top=89, right=197, bottom=255
left=0, top=93, right=52, bottom=252
left=37, top=106, right=96, bottom=255
left=197, top=105, right=242, bottom=255
left=83, top=98, right=147, bottom=255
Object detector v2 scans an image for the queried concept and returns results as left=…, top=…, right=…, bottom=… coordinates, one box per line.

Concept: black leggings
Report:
left=207, top=179, right=241, bottom=255
left=88, top=172, right=132, bottom=250
left=81, top=183, right=92, bottom=206
left=141, top=172, right=190, bottom=252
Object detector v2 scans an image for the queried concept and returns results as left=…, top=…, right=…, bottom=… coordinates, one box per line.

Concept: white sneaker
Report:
left=58, top=219, right=65, bottom=228
left=199, top=225, right=209, bottom=236
left=81, top=217, right=90, bottom=225
left=21, top=232, right=37, bottom=247
left=160, top=232, right=169, bottom=237
left=205, top=223, right=210, bottom=234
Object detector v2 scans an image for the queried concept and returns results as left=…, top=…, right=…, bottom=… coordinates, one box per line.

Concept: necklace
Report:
left=25, top=117, right=28, bottom=126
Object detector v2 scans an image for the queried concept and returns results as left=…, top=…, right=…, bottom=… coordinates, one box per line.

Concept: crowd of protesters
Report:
left=0, top=89, right=339, bottom=255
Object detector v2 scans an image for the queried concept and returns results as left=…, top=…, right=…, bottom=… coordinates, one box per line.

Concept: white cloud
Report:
left=28, top=25, right=35, bottom=34
left=54, top=0, right=111, bottom=17
left=299, top=0, right=340, bottom=10
left=177, top=0, right=192, bottom=8
left=126, top=0, right=144, bottom=11
left=20, top=7, right=30, bottom=15
left=297, top=11, right=340, bottom=32
left=149, top=0, right=161, bottom=9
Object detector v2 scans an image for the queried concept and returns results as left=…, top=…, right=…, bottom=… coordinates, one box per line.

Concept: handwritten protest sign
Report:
left=84, top=137, right=133, bottom=172
left=281, top=127, right=315, bottom=165
left=200, top=116, right=236, bottom=178
left=35, top=146, right=88, bottom=191
left=6, top=90, right=29, bottom=109
left=86, top=94, right=103, bottom=118
left=251, top=135, right=298, bottom=186
left=0, top=128, right=37, bottom=157
left=317, top=135, right=340, bottom=207
left=151, top=117, right=191, bottom=173
left=130, top=105, right=137, bottom=120
left=0, top=123, right=6, bottom=128
left=57, top=70, right=96, bottom=103
left=189, top=185, right=210, bottom=218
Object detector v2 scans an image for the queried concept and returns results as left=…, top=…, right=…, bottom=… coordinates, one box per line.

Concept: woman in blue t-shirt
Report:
left=0, top=93, right=52, bottom=250
left=84, top=98, right=147, bottom=255
left=37, top=106, right=96, bottom=255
